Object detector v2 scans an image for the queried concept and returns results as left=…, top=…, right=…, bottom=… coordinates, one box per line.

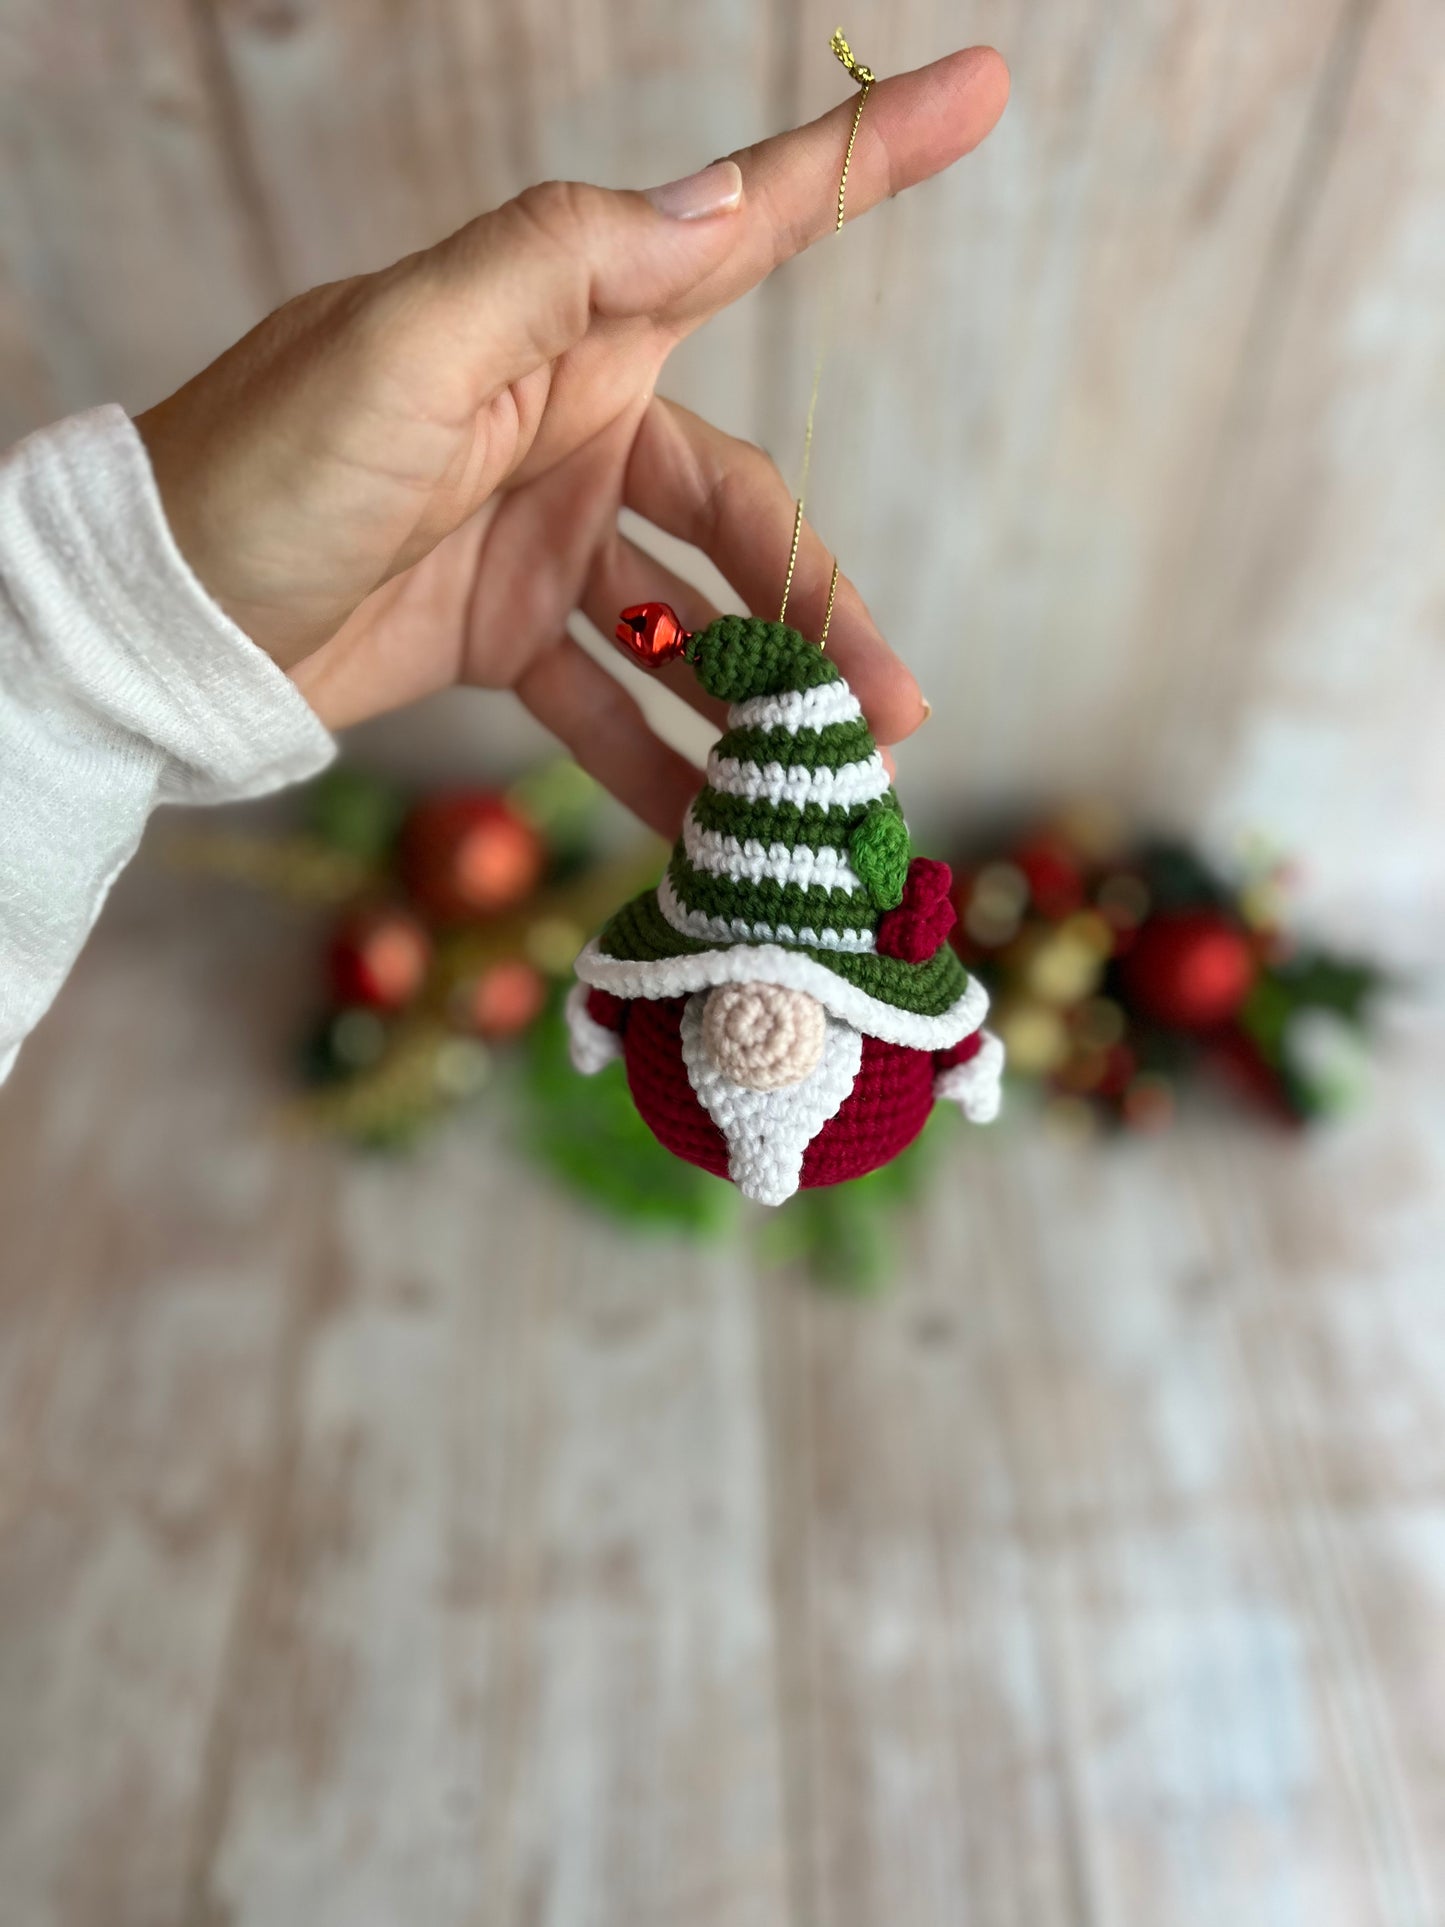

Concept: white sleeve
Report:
left=0, top=404, right=335, bottom=1080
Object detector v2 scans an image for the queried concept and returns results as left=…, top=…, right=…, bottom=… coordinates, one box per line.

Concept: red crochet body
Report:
left=599, top=993, right=979, bottom=1187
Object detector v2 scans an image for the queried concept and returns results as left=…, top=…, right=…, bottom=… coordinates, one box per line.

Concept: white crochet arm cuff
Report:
left=934, top=1030, right=1005, bottom=1124
left=0, top=406, right=335, bottom=1079
left=565, top=981, right=625, bottom=1075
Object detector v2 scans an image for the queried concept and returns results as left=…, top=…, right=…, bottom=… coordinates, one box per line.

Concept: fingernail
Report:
left=920, top=697, right=933, bottom=724
left=645, top=159, right=743, bottom=221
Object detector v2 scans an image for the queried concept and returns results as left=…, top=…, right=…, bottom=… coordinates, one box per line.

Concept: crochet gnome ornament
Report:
left=566, top=606, right=1004, bottom=1206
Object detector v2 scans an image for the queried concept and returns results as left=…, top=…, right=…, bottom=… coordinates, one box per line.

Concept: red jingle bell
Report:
left=615, top=603, right=693, bottom=668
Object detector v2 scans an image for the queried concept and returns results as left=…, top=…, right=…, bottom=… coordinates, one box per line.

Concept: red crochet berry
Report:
left=877, top=857, right=957, bottom=962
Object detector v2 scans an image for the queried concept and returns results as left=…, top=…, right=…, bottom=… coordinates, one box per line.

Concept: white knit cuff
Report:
left=565, top=982, right=624, bottom=1074
left=0, top=405, right=336, bottom=1078
left=1, top=405, right=334, bottom=805
left=934, top=1031, right=1005, bottom=1123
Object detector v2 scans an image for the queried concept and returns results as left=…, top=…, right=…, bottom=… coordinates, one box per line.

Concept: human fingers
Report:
left=410, top=164, right=745, bottom=412
left=404, top=46, right=1006, bottom=409
left=625, top=397, right=926, bottom=743
left=514, top=632, right=702, bottom=839
left=580, top=530, right=731, bottom=730
left=667, top=46, right=1009, bottom=329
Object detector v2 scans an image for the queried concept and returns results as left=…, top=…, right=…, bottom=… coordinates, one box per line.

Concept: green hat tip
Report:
left=690, top=615, right=842, bottom=704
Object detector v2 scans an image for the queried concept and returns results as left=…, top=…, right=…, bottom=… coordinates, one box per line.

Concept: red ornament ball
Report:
left=1119, top=909, right=1257, bottom=1031
left=327, top=905, right=431, bottom=1012
left=1014, top=833, right=1086, bottom=920
left=401, top=792, right=546, bottom=922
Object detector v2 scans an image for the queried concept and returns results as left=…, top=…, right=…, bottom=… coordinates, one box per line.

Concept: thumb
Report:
left=414, top=164, right=745, bottom=402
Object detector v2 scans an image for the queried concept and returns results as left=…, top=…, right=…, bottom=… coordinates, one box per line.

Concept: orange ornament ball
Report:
left=462, top=958, right=548, bottom=1039
left=402, top=793, right=546, bottom=922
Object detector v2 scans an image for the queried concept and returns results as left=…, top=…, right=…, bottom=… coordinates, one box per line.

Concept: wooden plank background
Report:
left=2, top=3, right=1444, bottom=1923
left=1, top=0, right=1441, bottom=926
left=3, top=846, right=1444, bottom=1927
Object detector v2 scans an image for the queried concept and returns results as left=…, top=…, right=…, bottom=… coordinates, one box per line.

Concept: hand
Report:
left=136, top=47, right=1008, bottom=836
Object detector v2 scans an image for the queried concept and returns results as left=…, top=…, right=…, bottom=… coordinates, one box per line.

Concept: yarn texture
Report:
left=570, top=612, right=1004, bottom=1197
left=877, top=857, right=959, bottom=962
left=575, top=922, right=985, bottom=1049
left=849, top=804, right=912, bottom=909
left=934, top=1030, right=1006, bottom=1123
left=565, top=981, right=623, bottom=1074
left=701, top=982, right=827, bottom=1091
left=682, top=990, right=861, bottom=1204
left=689, top=615, right=840, bottom=702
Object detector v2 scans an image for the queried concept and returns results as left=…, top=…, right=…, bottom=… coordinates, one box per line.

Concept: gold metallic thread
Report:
left=778, top=30, right=874, bottom=651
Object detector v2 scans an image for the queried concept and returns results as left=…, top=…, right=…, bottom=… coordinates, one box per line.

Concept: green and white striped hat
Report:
left=575, top=615, right=985, bottom=1050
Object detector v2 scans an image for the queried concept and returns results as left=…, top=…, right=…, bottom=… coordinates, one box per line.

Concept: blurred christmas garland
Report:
left=952, top=802, right=1385, bottom=1133
left=174, top=769, right=1386, bottom=1289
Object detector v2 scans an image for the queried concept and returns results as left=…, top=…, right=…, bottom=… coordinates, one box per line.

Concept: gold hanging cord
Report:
left=777, top=29, right=875, bottom=650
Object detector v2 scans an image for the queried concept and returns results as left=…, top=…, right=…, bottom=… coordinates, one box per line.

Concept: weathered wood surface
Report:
left=1, top=829, right=1443, bottom=1927
left=2, top=0, right=1442, bottom=901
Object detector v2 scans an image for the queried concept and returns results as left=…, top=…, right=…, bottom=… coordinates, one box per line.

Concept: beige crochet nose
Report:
left=701, top=983, right=827, bottom=1091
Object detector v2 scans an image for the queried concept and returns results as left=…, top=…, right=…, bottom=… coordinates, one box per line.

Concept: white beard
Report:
left=680, top=992, right=863, bottom=1206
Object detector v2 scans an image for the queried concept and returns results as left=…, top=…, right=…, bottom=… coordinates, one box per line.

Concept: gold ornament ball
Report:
left=1022, top=926, right=1106, bottom=1006
left=525, top=915, right=587, bottom=976
left=964, top=861, right=1030, bottom=948
left=995, top=998, right=1071, bottom=1076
